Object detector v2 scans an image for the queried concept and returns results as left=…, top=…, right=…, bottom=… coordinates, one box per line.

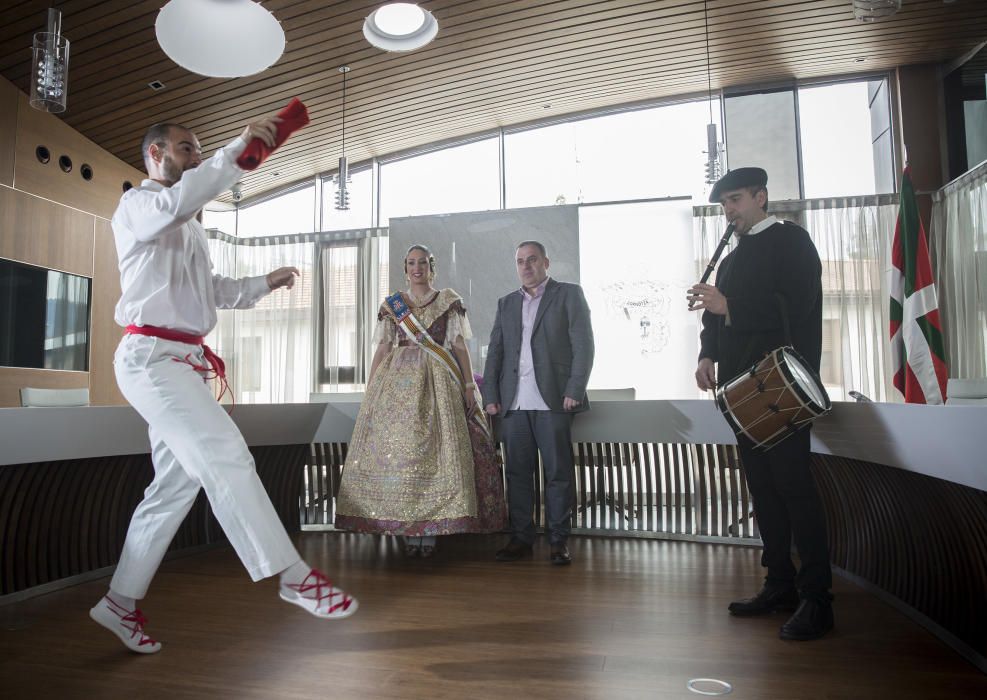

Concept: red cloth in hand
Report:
left=236, top=97, right=310, bottom=171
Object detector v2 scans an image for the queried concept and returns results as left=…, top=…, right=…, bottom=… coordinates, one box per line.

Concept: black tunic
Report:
left=699, top=219, right=832, bottom=599
left=699, top=220, right=822, bottom=383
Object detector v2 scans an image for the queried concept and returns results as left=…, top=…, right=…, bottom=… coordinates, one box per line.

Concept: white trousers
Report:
left=110, top=335, right=300, bottom=599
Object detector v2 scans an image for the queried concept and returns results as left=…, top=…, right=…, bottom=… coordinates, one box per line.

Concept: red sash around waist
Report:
left=125, top=324, right=231, bottom=404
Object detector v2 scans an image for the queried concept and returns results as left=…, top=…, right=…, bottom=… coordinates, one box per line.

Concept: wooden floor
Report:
left=1, top=533, right=985, bottom=699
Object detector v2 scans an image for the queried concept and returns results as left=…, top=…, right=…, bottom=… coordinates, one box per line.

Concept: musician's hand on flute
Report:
left=240, top=115, right=283, bottom=148
left=687, top=283, right=728, bottom=315
left=695, top=358, right=717, bottom=391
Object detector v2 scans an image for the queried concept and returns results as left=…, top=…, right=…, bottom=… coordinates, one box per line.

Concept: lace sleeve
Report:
left=444, top=304, right=473, bottom=348
left=373, top=309, right=397, bottom=345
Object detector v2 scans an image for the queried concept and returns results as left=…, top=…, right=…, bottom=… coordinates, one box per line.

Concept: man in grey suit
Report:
left=482, top=241, right=594, bottom=565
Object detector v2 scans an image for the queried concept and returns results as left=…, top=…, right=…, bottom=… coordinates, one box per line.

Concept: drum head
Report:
left=782, top=348, right=828, bottom=408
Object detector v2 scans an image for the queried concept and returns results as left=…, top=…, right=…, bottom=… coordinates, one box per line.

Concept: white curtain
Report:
left=232, top=236, right=316, bottom=403
left=206, top=233, right=238, bottom=396
left=206, top=228, right=388, bottom=403
left=694, top=195, right=899, bottom=402
left=930, top=160, right=987, bottom=380
left=205, top=233, right=315, bottom=403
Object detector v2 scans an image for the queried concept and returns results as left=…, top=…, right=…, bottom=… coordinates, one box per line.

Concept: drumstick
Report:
left=689, top=223, right=736, bottom=310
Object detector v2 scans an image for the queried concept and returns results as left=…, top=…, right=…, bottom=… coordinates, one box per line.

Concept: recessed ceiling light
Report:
left=363, top=3, right=438, bottom=52
left=148, top=80, right=166, bottom=91
left=377, top=3, right=424, bottom=35
left=155, top=0, right=285, bottom=78
left=852, top=0, right=901, bottom=22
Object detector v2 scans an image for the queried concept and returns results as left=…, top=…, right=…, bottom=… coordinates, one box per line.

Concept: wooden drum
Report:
left=716, top=346, right=831, bottom=450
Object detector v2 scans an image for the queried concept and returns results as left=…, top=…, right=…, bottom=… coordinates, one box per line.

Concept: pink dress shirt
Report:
left=510, top=277, right=551, bottom=411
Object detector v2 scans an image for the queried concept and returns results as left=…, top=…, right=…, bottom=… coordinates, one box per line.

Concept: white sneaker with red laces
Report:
left=279, top=569, right=358, bottom=619
left=89, top=595, right=162, bottom=654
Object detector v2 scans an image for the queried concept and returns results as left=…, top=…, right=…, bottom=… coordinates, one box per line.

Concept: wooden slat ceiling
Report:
left=2, top=0, right=985, bottom=203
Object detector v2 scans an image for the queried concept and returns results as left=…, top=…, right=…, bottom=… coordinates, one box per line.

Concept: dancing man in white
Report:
left=89, top=114, right=357, bottom=655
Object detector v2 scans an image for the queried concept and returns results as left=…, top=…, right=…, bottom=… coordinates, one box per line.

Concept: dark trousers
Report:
left=736, top=429, right=833, bottom=601
left=501, top=410, right=576, bottom=545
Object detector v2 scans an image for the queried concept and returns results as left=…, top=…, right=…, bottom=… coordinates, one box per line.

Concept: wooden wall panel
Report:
left=89, top=218, right=125, bottom=406
left=12, top=91, right=142, bottom=220
left=896, top=63, right=946, bottom=228
left=0, top=186, right=94, bottom=276
left=0, top=82, right=141, bottom=408
left=0, top=76, right=15, bottom=187
left=0, top=367, right=88, bottom=408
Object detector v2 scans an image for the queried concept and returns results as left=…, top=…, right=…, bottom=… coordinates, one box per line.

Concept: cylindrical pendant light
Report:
left=30, top=9, right=70, bottom=113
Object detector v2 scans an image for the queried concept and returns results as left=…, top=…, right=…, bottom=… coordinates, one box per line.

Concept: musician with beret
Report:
left=689, top=167, right=834, bottom=641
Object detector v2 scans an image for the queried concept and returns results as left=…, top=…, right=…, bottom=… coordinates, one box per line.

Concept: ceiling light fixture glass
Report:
left=30, top=8, right=69, bottom=113
left=701, top=0, right=724, bottom=185
left=333, top=66, right=352, bottom=211
left=155, top=0, right=285, bottom=78
left=363, top=3, right=438, bottom=52
left=852, top=0, right=902, bottom=22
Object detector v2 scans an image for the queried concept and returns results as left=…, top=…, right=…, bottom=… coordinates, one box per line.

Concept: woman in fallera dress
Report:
left=334, top=245, right=507, bottom=557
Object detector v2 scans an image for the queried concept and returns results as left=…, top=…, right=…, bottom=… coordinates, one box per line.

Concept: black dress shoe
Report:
left=779, top=599, right=834, bottom=640
left=728, top=584, right=799, bottom=616
left=495, top=538, right=533, bottom=562
left=550, top=543, right=571, bottom=566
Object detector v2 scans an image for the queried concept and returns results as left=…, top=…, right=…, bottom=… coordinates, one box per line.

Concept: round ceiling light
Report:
left=363, top=3, right=438, bottom=52
left=852, top=0, right=902, bottom=22
left=155, top=0, right=285, bottom=78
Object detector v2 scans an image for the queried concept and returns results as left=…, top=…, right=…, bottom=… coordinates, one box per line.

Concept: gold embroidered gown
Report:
left=334, top=288, right=507, bottom=535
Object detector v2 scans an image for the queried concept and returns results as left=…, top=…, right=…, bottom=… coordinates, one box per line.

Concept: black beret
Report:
left=709, top=167, right=768, bottom=203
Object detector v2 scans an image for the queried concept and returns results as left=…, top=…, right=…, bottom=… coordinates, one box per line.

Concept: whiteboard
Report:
left=388, top=206, right=580, bottom=363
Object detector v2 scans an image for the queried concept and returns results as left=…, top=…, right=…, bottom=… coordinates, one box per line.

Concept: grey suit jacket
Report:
left=481, top=278, right=595, bottom=413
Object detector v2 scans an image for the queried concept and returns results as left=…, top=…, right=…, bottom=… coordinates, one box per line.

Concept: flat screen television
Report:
left=0, top=257, right=92, bottom=371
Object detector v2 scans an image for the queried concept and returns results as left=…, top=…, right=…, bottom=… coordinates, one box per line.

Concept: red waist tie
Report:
left=125, top=324, right=232, bottom=405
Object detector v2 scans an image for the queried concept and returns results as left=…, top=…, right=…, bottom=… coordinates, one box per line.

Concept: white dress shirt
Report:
left=112, top=136, right=270, bottom=336
left=744, top=215, right=779, bottom=236
left=510, top=277, right=551, bottom=411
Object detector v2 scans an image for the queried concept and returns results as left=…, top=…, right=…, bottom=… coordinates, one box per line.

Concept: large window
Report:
left=506, top=100, right=721, bottom=208
left=379, top=137, right=500, bottom=225
left=201, top=207, right=236, bottom=235
left=207, top=74, right=900, bottom=402
left=723, top=78, right=895, bottom=202
left=724, top=89, right=801, bottom=201
left=237, top=183, right=316, bottom=238
left=799, top=81, right=893, bottom=198
left=322, top=166, right=374, bottom=231
left=220, top=76, right=894, bottom=232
